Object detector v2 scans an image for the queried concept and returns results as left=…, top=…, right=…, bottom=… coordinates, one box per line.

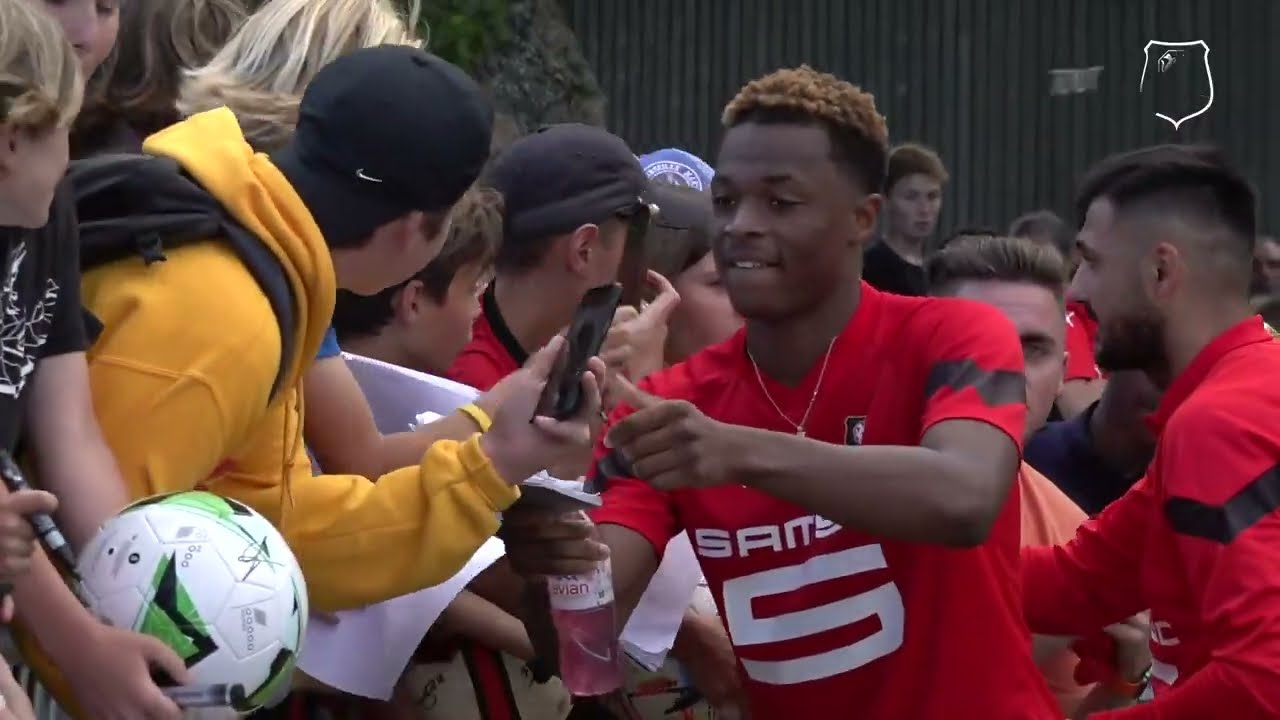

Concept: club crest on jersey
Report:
left=845, top=416, right=866, bottom=446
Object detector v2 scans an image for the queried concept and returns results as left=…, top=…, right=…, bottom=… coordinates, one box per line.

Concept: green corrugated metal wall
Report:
left=564, top=0, right=1279, bottom=234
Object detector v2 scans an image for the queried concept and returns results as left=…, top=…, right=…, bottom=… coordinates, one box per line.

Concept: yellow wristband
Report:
left=458, top=402, right=492, bottom=433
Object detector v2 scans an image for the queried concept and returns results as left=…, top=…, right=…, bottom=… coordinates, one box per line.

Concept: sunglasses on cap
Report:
left=615, top=199, right=661, bottom=307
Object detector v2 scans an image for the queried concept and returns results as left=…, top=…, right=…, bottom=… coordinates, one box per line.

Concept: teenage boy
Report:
left=334, top=187, right=502, bottom=376
left=862, top=142, right=947, bottom=296
left=447, top=123, right=671, bottom=393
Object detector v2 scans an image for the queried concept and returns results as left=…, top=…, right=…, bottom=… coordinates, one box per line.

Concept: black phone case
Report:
left=534, top=283, right=623, bottom=420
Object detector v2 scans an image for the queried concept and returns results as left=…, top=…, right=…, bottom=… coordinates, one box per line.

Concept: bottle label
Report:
left=547, top=566, right=615, bottom=611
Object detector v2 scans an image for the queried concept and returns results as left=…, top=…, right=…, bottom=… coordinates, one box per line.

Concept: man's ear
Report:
left=1149, top=241, right=1183, bottom=302
left=565, top=223, right=600, bottom=275
left=393, top=279, right=426, bottom=324
left=852, top=193, right=883, bottom=248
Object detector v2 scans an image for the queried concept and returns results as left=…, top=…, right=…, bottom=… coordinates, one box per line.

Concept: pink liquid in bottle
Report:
left=548, top=562, right=624, bottom=696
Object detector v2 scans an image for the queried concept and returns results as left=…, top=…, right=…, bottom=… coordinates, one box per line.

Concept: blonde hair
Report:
left=177, top=0, right=422, bottom=152
left=0, top=0, right=83, bottom=132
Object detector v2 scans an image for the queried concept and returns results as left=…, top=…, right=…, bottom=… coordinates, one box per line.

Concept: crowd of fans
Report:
left=0, top=0, right=1278, bottom=719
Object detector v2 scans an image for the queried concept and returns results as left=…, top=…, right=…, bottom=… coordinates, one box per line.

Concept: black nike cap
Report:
left=488, top=123, right=649, bottom=245
left=272, top=44, right=493, bottom=246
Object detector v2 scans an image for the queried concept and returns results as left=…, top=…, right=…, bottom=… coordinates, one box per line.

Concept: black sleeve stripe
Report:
left=1165, top=463, right=1280, bottom=544
left=923, top=359, right=1026, bottom=407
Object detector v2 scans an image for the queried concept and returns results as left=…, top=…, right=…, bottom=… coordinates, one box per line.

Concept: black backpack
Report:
left=67, top=154, right=298, bottom=403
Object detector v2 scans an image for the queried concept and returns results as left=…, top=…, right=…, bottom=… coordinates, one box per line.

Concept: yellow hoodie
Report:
left=20, top=110, right=519, bottom=712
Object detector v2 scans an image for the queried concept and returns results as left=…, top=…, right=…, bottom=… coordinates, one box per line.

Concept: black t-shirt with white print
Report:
left=0, top=180, right=89, bottom=452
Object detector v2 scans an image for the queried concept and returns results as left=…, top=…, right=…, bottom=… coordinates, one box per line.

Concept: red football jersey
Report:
left=447, top=286, right=522, bottom=392
left=1023, top=317, right=1280, bottom=719
left=593, top=284, right=1058, bottom=719
left=1064, top=301, right=1103, bottom=382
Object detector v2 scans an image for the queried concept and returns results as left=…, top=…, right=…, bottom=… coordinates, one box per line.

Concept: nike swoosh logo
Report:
left=356, top=169, right=383, bottom=183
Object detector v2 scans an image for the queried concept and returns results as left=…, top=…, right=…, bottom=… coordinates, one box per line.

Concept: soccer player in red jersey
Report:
left=1023, top=145, right=1280, bottom=717
left=503, top=67, right=1059, bottom=718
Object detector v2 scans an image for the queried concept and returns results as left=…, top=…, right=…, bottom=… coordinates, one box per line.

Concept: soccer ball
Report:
left=76, top=491, right=308, bottom=712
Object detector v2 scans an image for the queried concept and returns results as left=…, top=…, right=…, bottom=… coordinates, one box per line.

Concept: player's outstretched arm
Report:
left=1021, top=481, right=1152, bottom=637
left=606, top=300, right=1031, bottom=547
left=1092, top=408, right=1280, bottom=719
left=1113, top=521, right=1280, bottom=719
left=734, top=418, right=1019, bottom=546
left=603, top=378, right=1022, bottom=546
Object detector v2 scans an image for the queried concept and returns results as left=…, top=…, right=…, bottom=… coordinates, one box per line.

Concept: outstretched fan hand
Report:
left=481, top=335, right=606, bottom=485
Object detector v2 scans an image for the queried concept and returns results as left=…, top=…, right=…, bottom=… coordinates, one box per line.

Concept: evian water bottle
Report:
left=547, top=530, right=623, bottom=696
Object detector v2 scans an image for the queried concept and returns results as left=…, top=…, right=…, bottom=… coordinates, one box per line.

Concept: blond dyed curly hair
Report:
left=722, top=65, right=890, bottom=192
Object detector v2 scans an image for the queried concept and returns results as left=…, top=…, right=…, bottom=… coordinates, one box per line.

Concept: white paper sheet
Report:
left=621, top=533, right=705, bottom=670
left=296, top=364, right=492, bottom=700
left=300, top=354, right=701, bottom=693
left=342, top=353, right=480, bottom=433
left=296, top=537, right=506, bottom=699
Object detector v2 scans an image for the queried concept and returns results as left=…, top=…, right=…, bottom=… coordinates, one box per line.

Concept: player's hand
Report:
left=674, top=612, right=747, bottom=714
left=0, top=489, right=57, bottom=584
left=1106, top=612, right=1152, bottom=682
left=600, top=271, right=681, bottom=401
left=58, top=622, right=190, bottom=720
left=604, top=376, right=744, bottom=490
left=481, top=336, right=605, bottom=485
left=498, top=508, right=608, bottom=578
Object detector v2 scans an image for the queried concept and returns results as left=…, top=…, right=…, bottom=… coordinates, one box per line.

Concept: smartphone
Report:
left=617, top=203, right=657, bottom=308
left=533, top=283, right=623, bottom=421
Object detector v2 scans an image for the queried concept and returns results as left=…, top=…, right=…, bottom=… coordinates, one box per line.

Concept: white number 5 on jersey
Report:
left=720, top=544, right=905, bottom=685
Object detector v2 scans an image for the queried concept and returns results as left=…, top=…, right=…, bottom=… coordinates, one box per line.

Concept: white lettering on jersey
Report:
left=691, top=515, right=842, bottom=559
left=1146, top=618, right=1180, bottom=695
left=1151, top=620, right=1180, bottom=647
left=719, top=544, right=905, bottom=685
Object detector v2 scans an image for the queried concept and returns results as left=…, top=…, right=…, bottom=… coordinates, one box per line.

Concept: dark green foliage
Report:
left=411, top=0, right=511, bottom=71
left=397, top=0, right=606, bottom=152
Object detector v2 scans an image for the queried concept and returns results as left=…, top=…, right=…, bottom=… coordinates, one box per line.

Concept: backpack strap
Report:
left=71, top=154, right=298, bottom=405
left=218, top=217, right=297, bottom=401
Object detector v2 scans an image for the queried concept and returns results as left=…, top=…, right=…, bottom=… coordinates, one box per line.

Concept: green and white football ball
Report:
left=76, top=491, right=308, bottom=712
